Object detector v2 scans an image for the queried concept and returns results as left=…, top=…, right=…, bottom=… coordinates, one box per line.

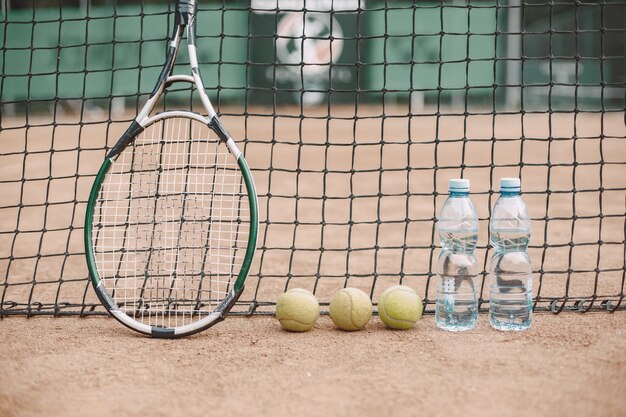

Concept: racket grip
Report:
left=176, top=0, right=196, bottom=25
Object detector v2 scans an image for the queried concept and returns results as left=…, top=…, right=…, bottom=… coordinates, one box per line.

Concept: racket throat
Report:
left=209, top=116, right=231, bottom=143
left=107, top=120, right=144, bottom=159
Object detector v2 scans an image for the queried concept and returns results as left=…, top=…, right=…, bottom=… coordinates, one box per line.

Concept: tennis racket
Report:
left=84, top=0, right=258, bottom=338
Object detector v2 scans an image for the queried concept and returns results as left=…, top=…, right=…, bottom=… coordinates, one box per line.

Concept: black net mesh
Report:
left=1, top=0, right=624, bottom=317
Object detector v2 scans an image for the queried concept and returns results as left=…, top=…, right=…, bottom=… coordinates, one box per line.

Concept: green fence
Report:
left=521, top=2, right=625, bottom=111
left=1, top=2, right=623, bottom=110
left=362, top=1, right=501, bottom=105
left=1, top=4, right=249, bottom=103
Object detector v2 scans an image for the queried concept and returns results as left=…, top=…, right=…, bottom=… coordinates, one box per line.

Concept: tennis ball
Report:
left=275, top=288, right=320, bottom=332
left=377, top=285, right=423, bottom=330
left=329, top=287, right=373, bottom=331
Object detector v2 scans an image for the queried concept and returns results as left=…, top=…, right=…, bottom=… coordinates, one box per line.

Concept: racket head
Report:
left=85, top=112, right=258, bottom=338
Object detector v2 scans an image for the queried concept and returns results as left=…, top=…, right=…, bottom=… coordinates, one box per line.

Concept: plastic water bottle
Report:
left=436, top=179, right=479, bottom=331
left=489, top=178, right=533, bottom=331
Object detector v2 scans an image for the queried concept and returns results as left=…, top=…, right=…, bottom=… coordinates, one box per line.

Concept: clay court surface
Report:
left=1, top=313, right=625, bottom=417
left=1, top=106, right=625, bottom=416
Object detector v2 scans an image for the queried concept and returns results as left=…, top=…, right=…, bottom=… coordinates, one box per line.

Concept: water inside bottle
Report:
left=439, top=230, right=478, bottom=253
left=489, top=239, right=533, bottom=331
left=490, top=229, right=530, bottom=251
left=489, top=286, right=532, bottom=331
left=435, top=273, right=478, bottom=331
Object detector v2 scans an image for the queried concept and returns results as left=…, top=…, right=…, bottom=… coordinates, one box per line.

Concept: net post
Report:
left=506, top=0, right=522, bottom=110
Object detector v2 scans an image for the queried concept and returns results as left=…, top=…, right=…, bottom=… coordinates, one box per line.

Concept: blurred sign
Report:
left=249, top=0, right=361, bottom=105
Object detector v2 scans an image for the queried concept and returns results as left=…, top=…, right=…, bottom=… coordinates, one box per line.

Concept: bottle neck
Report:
left=499, top=191, right=520, bottom=197
left=449, top=191, right=469, bottom=197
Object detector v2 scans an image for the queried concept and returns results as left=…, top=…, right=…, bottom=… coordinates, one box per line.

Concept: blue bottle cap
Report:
left=500, top=177, right=521, bottom=192
left=449, top=178, right=470, bottom=193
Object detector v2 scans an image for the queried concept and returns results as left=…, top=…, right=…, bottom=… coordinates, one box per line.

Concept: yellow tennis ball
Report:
left=275, top=288, right=320, bottom=332
left=378, top=285, right=423, bottom=330
left=329, top=287, right=373, bottom=331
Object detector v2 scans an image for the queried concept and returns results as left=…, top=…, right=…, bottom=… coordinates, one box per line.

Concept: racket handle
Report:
left=176, top=0, right=196, bottom=25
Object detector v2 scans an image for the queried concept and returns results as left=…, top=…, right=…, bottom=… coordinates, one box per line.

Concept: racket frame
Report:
left=84, top=0, right=258, bottom=338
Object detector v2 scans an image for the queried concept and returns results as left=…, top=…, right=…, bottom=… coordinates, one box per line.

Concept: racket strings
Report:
left=92, top=116, right=249, bottom=328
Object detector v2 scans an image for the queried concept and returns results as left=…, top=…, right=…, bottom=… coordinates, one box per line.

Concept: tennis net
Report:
left=1, top=0, right=624, bottom=316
